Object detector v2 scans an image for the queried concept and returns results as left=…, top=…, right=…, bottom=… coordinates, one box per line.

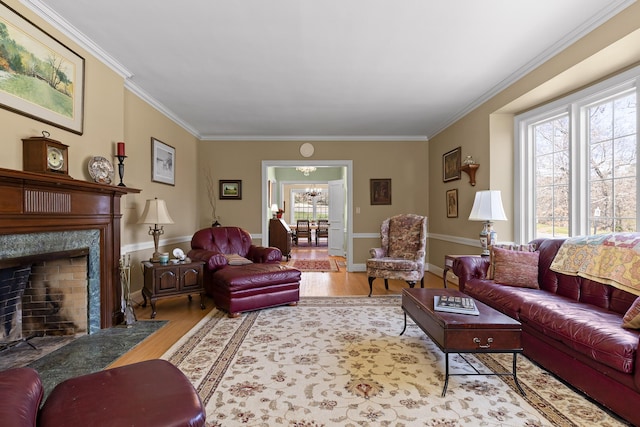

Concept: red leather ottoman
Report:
left=210, top=264, right=301, bottom=317
left=39, top=359, right=205, bottom=427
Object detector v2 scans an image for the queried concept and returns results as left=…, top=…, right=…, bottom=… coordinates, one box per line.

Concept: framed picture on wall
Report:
left=0, top=2, right=85, bottom=134
left=370, top=178, right=391, bottom=205
left=151, top=138, right=175, bottom=185
left=220, top=180, right=242, bottom=200
left=446, top=188, right=458, bottom=218
left=443, top=147, right=461, bottom=182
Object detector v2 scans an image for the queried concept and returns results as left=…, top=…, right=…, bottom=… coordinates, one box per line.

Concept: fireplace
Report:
left=0, top=168, right=139, bottom=331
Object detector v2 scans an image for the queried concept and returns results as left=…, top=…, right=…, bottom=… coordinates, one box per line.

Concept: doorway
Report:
left=262, top=160, right=353, bottom=270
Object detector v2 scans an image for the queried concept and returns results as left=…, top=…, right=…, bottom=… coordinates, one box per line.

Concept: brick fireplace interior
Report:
left=1, top=250, right=90, bottom=343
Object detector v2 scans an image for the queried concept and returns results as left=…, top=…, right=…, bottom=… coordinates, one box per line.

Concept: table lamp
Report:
left=271, top=204, right=279, bottom=218
left=468, top=190, right=507, bottom=256
left=138, top=198, right=175, bottom=262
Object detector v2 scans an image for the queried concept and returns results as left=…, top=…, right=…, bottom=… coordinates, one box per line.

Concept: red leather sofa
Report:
left=0, top=359, right=205, bottom=427
left=188, top=226, right=301, bottom=317
left=453, top=237, right=640, bottom=425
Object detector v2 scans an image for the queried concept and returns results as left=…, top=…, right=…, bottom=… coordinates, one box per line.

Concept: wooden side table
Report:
left=443, top=255, right=481, bottom=288
left=142, top=260, right=206, bottom=318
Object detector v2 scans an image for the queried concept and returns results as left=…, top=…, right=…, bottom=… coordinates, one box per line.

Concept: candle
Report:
left=117, top=142, right=125, bottom=156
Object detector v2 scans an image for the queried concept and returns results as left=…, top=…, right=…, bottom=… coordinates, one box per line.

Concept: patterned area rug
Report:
left=162, top=297, right=627, bottom=426
left=287, top=258, right=339, bottom=272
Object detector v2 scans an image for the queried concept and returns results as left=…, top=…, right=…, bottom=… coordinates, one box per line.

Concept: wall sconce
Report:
left=461, top=156, right=479, bottom=186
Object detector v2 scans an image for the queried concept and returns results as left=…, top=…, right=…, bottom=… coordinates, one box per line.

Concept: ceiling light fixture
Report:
left=305, top=187, right=322, bottom=197
left=296, top=166, right=317, bottom=176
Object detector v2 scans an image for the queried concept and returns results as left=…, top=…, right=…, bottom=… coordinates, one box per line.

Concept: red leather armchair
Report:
left=188, top=226, right=300, bottom=317
left=189, top=226, right=282, bottom=272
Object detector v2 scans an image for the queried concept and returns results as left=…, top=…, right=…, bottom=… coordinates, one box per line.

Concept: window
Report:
left=292, top=186, right=328, bottom=222
left=515, top=66, right=639, bottom=243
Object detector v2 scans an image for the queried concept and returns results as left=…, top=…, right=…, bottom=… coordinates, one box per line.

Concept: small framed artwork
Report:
left=443, top=146, right=461, bottom=182
left=446, top=189, right=458, bottom=218
left=151, top=138, right=175, bottom=185
left=220, top=180, right=242, bottom=200
left=370, top=178, right=392, bottom=205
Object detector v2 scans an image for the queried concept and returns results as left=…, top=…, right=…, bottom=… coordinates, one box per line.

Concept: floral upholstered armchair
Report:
left=366, top=214, right=427, bottom=297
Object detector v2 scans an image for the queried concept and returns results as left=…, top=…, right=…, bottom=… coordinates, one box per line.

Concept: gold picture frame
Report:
left=0, top=1, right=85, bottom=134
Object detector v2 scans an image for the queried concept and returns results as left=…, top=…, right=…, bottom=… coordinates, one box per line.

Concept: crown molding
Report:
left=20, top=0, right=132, bottom=79
left=200, top=135, right=428, bottom=142
left=123, top=81, right=201, bottom=137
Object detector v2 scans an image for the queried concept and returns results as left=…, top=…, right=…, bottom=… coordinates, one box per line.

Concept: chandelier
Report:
left=305, top=187, right=322, bottom=197
left=296, top=166, right=317, bottom=176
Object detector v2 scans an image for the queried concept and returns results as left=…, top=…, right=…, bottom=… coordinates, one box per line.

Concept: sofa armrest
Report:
left=0, top=367, right=43, bottom=427
left=453, top=256, right=490, bottom=292
left=369, top=247, right=386, bottom=258
left=187, top=249, right=228, bottom=270
left=247, top=245, right=282, bottom=263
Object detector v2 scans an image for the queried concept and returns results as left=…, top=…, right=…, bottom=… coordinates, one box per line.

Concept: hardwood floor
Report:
left=109, top=247, right=446, bottom=368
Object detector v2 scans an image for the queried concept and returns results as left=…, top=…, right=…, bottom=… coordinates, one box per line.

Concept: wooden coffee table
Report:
left=401, top=288, right=524, bottom=396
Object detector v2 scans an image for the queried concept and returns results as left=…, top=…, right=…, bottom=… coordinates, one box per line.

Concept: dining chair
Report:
left=296, top=220, right=312, bottom=245
left=316, top=219, right=329, bottom=245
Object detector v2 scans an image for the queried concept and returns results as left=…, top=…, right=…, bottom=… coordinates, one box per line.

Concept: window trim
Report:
left=515, top=64, right=640, bottom=243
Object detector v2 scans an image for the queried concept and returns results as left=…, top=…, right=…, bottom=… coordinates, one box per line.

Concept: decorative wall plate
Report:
left=173, top=248, right=186, bottom=260
left=88, top=156, right=114, bottom=184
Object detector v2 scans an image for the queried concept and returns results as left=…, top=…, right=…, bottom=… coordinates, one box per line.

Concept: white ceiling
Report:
left=24, top=0, right=633, bottom=140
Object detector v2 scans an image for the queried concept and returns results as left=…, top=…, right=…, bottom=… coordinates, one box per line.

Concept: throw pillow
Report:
left=224, top=254, right=253, bottom=266
left=492, top=247, right=540, bottom=289
left=488, top=243, right=537, bottom=279
left=622, top=297, right=640, bottom=329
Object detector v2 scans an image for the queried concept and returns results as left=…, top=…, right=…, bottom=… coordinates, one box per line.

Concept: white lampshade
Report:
left=468, top=190, right=508, bottom=222
left=271, top=204, right=279, bottom=212
left=138, top=198, right=175, bottom=225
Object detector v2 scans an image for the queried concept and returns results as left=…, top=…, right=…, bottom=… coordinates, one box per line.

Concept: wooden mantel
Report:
left=0, top=167, right=140, bottom=328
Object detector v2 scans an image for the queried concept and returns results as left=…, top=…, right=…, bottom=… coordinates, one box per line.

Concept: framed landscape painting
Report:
left=0, top=2, right=85, bottom=134
left=220, top=180, right=242, bottom=200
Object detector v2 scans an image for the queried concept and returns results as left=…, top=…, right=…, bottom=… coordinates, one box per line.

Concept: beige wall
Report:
left=197, top=140, right=429, bottom=265
left=428, top=2, right=640, bottom=272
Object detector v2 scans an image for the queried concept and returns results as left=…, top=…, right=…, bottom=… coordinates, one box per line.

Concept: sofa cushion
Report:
left=224, top=253, right=253, bottom=266
left=623, top=297, right=640, bottom=329
left=493, top=247, right=540, bottom=289
left=366, top=257, right=419, bottom=271
left=213, top=264, right=301, bottom=292
left=488, top=243, right=537, bottom=279
left=464, top=279, right=543, bottom=320
left=519, top=298, right=638, bottom=374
